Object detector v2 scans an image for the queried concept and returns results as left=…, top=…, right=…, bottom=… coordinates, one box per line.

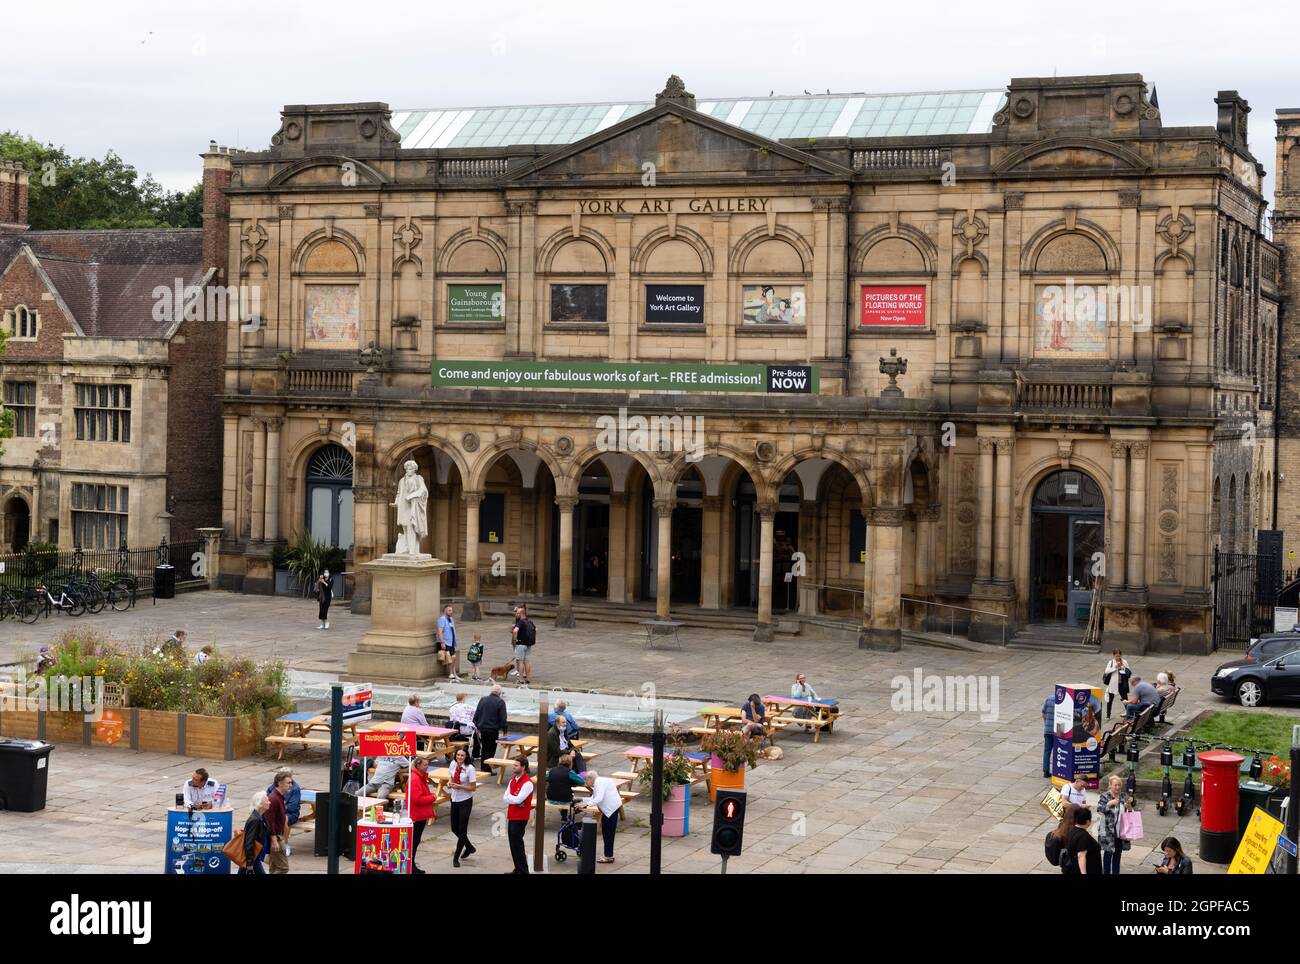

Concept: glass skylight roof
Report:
left=393, top=89, right=1002, bottom=149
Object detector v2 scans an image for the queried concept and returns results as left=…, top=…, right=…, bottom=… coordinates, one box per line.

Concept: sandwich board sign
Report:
left=342, top=683, right=373, bottom=724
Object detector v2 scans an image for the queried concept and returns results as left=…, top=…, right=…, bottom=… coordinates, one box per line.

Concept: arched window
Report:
left=305, top=444, right=353, bottom=550
left=5, top=305, right=38, bottom=339
left=1032, top=470, right=1105, bottom=510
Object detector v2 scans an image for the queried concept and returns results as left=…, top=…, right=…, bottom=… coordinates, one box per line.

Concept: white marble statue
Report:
left=391, top=459, right=429, bottom=555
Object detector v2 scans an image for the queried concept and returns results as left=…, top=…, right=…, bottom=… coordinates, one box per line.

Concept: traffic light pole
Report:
left=327, top=683, right=342, bottom=876
left=720, top=855, right=728, bottom=876
left=1287, top=725, right=1298, bottom=875
left=649, top=710, right=664, bottom=875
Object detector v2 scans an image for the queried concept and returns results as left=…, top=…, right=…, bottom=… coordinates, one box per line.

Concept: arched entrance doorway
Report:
left=4, top=496, right=30, bottom=551
left=641, top=464, right=703, bottom=605
left=732, top=472, right=799, bottom=612
left=305, top=444, right=354, bottom=550
left=1029, top=469, right=1105, bottom=625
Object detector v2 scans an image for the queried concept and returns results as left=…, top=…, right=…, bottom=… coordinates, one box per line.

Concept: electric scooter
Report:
left=1176, top=740, right=1197, bottom=816
left=1156, top=741, right=1174, bottom=815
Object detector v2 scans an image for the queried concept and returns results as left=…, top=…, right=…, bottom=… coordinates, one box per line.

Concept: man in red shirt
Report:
left=266, top=771, right=292, bottom=874
left=503, top=757, right=534, bottom=874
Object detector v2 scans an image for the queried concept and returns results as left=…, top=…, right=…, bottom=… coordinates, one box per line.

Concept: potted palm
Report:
left=701, top=729, right=759, bottom=801
left=637, top=750, right=696, bottom=836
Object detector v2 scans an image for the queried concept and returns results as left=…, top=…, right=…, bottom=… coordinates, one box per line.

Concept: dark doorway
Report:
left=1029, top=469, right=1105, bottom=625
left=5, top=497, right=30, bottom=551
left=577, top=463, right=610, bottom=597
left=733, top=475, right=800, bottom=611
left=640, top=469, right=703, bottom=605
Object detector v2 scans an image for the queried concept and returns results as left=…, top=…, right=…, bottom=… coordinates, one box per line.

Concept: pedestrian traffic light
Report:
left=711, top=789, right=747, bottom=857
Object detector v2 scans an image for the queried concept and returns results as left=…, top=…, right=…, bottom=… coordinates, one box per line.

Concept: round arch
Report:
left=382, top=434, right=471, bottom=484
left=852, top=224, right=939, bottom=275
left=631, top=225, right=716, bottom=275
left=1019, top=461, right=1110, bottom=624
left=291, top=227, right=367, bottom=275
left=536, top=227, right=617, bottom=275
left=436, top=228, right=508, bottom=275
left=466, top=436, right=567, bottom=493
left=1020, top=220, right=1120, bottom=276
left=727, top=224, right=814, bottom=276
left=561, top=444, right=662, bottom=491
left=766, top=446, right=873, bottom=507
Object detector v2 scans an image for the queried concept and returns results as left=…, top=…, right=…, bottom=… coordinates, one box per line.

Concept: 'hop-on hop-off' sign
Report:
left=358, top=730, right=417, bottom=758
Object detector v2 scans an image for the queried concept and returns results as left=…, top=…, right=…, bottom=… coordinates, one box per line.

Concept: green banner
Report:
left=447, top=284, right=504, bottom=322
left=431, top=360, right=818, bottom=394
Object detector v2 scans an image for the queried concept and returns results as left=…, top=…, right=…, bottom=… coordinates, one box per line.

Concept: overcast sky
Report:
left=4, top=0, right=1297, bottom=207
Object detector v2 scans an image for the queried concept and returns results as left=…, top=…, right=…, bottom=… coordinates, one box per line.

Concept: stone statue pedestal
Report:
left=345, top=555, right=452, bottom=685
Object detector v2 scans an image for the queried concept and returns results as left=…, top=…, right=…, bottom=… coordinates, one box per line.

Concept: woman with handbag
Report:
left=241, top=791, right=272, bottom=875
left=1102, top=650, right=1131, bottom=719
left=1096, top=774, right=1132, bottom=874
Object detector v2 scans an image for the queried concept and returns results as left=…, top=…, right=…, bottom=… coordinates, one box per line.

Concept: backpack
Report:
left=519, top=618, right=537, bottom=646
left=467, top=642, right=484, bottom=664
left=1044, top=831, right=1063, bottom=866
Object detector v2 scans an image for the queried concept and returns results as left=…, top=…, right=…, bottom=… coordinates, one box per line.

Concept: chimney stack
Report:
left=200, top=143, right=233, bottom=280
left=0, top=160, right=30, bottom=231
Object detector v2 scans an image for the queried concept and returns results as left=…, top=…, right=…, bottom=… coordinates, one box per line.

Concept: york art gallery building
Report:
left=213, top=74, right=1280, bottom=654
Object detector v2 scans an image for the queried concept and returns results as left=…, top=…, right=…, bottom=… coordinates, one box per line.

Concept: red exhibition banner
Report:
left=860, top=285, right=927, bottom=326
left=358, top=729, right=417, bottom=758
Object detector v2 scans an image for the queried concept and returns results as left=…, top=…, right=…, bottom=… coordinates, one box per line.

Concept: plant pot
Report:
left=708, top=760, right=745, bottom=801
left=663, top=783, right=690, bottom=836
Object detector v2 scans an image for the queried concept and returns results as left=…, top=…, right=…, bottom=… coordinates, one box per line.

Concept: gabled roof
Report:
left=394, top=88, right=1003, bottom=149
left=0, top=229, right=203, bottom=338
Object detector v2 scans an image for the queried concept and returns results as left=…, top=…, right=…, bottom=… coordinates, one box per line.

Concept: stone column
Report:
left=754, top=502, right=777, bottom=641
left=461, top=490, right=483, bottom=620
left=654, top=499, right=674, bottom=619
left=263, top=417, right=282, bottom=543
left=975, top=437, right=995, bottom=581
left=555, top=496, right=577, bottom=628
left=606, top=492, right=628, bottom=604
left=1127, top=441, right=1149, bottom=589
left=860, top=506, right=905, bottom=650
left=994, top=438, right=1013, bottom=583
left=700, top=495, right=722, bottom=609
left=250, top=418, right=267, bottom=543
left=196, top=527, right=223, bottom=589
left=914, top=505, right=940, bottom=600
left=1110, top=441, right=1129, bottom=588
left=798, top=499, right=819, bottom=615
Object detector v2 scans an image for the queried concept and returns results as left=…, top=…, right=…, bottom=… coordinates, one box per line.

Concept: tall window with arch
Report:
left=305, top=444, right=354, bottom=550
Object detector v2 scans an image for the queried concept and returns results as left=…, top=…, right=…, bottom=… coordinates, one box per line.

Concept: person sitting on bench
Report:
left=1124, top=676, right=1159, bottom=719
left=545, top=753, right=585, bottom=820
left=362, top=756, right=405, bottom=801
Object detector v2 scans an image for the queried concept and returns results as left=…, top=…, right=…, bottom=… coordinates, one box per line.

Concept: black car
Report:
left=1244, top=631, right=1300, bottom=663
left=1211, top=645, right=1300, bottom=707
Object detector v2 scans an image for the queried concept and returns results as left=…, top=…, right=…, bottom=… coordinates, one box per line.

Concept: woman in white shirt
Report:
left=447, top=746, right=478, bottom=867
left=1102, top=650, right=1131, bottom=720
left=582, top=770, right=623, bottom=864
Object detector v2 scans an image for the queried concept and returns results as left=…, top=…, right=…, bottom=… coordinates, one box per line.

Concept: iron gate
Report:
left=1212, top=547, right=1279, bottom=651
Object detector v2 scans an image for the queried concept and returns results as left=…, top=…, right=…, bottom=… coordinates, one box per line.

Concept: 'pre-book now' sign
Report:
left=432, top=360, right=818, bottom=394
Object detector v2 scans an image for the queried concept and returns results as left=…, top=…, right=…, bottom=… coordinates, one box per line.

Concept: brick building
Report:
left=213, top=74, right=1279, bottom=654
left=0, top=150, right=230, bottom=552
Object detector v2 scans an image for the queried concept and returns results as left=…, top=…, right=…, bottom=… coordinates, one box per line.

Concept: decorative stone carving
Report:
left=1157, top=213, right=1195, bottom=259
left=655, top=74, right=696, bottom=110
left=953, top=456, right=977, bottom=574
left=754, top=440, right=777, bottom=463
left=978, top=437, right=997, bottom=452
left=1012, top=97, right=1035, bottom=118
left=555, top=435, right=574, bottom=456
left=1003, top=191, right=1024, bottom=211
left=811, top=196, right=852, bottom=213
left=1129, top=441, right=1149, bottom=460
left=870, top=506, right=908, bottom=526
left=393, top=216, right=423, bottom=274
left=878, top=348, right=907, bottom=398
left=505, top=200, right=538, bottom=217
left=1110, top=441, right=1129, bottom=458
left=461, top=432, right=480, bottom=452
left=363, top=203, right=382, bottom=218
left=1057, top=438, right=1074, bottom=468
left=278, top=204, right=295, bottom=220
left=953, top=215, right=988, bottom=259
left=1158, top=510, right=1179, bottom=535
left=389, top=460, right=430, bottom=557
left=1119, top=187, right=1142, bottom=208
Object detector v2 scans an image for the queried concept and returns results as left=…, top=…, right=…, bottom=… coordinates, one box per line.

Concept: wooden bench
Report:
left=1155, top=686, right=1181, bottom=724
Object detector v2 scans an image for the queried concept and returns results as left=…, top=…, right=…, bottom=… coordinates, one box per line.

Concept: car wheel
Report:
left=1236, top=679, right=1264, bottom=707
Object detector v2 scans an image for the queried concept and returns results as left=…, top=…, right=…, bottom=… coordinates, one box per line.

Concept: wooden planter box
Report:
left=0, top=707, right=266, bottom=760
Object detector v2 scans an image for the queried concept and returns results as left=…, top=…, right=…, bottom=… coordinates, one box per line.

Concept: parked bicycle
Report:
left=25, top=583, right=87, bottom=621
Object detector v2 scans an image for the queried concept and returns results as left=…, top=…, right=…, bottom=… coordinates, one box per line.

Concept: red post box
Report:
left=1198, top=749, right=1244, bottom=863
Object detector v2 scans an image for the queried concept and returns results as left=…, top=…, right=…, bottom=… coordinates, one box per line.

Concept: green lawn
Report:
left=1138, top=711, right=1298, bottom=781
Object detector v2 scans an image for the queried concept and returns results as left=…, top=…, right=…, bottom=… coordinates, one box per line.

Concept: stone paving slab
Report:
left=3, top=590, right=1295, bottom=874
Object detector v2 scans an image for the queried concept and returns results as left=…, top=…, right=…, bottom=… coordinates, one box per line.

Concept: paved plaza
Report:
left=2, top=591, right=1292, bottom=874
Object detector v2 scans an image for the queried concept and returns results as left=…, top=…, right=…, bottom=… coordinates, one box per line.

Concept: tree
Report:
left=0, top=132, right=202, bottom=230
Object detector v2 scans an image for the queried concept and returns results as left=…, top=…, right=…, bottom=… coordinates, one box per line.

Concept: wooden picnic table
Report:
left=761, top=695, right=840, bottom=743
left=267, top=712, right=362, bottom=760
left=621, top=745, right=711, bottom=785
left=696, top=706, right=744, bottom=730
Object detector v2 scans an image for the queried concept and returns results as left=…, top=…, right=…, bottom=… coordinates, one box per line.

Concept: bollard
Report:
left=579, top=812, right=597, bottom=874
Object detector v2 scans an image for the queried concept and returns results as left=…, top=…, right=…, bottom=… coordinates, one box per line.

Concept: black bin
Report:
left=0, top=739, right=54, bottom=812
left=1237, top=780, right=1274, bottom=846
left=313, top=790, right=357, bottom=860
left=153, top=565, right=176, bottom=599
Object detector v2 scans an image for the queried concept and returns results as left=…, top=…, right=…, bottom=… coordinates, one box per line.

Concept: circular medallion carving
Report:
left=284, top=121, right=302, bottom=141
left=555, top=435, right=574, bottom=456
left=359, top=118, right=377, bottom=139
left=461, top=432, right=480, bottom=452
left=1114, top=94, right=1135, bottom=116
left=1013, top=97, right=1035, bottom=118
left=1158, top=510, right=1179, bottom=535
left=956, top=504, right=976, bottom=526
left=754, top=440, right=776, bottom=463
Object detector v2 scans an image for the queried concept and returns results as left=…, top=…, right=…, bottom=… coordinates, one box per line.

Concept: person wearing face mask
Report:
left=502, top=756, right=534, bottom=874
left=316, top=569, right=333, bottom=630
left=547, top=714, right=584, bottom=773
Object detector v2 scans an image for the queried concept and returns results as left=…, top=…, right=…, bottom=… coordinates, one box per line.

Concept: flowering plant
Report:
left=1261, top=755, right=1292, bottom=789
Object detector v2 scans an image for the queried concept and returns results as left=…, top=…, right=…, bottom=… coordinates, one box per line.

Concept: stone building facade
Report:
left=214, top=74, right=1278, bottom=654
left=1271, top=109, right=1300, bottom=568
left=0, top=151, right=230, bottom=552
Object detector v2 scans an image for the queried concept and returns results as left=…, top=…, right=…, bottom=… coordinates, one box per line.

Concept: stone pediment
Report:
left=510, top=103, right=854, bottom=184
left=993, top=136, right=1151, bottom=175
left=267, top=155, right=390, bottom=189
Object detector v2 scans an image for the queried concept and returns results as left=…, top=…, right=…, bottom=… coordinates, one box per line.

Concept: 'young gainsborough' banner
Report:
left=432, top=360, right=818, bottom=394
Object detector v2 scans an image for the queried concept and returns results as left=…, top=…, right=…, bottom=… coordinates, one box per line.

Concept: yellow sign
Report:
left=1228, top=807, right=1284, bottom=874
left=489, top=531, right=498, bottom=543
left=1040, top=786, right=1064, bottom=820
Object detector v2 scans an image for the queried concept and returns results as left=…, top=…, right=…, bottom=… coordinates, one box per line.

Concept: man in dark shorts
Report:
left=511, top=604, right=536, bottom=684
